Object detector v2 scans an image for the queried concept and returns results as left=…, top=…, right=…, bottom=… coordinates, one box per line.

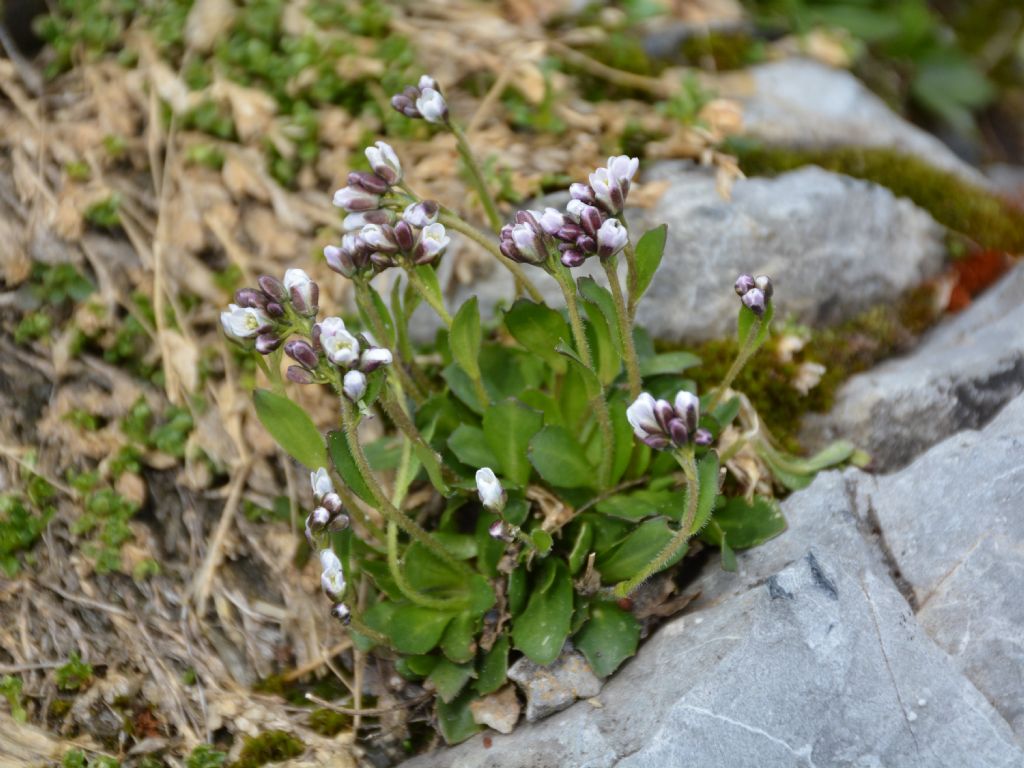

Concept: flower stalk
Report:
left=601, top=256, right=642, bottom=399
left=449, top=122, right=503, bottom=234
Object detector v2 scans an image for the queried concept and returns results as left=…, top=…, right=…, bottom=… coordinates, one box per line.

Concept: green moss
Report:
left=688, top=283, right=940, bottom=451
left=677, top=30, right=763, bottom=70
left=729, top=140, right=1024, bottom=252
left=229, top=730, right=304, bottom=768
left=308, top=707, right=349, bottom=736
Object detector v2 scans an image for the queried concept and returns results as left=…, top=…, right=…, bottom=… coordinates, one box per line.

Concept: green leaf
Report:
left=428, top=658, right=476, bottom=703
left=579, top=284, right=620, bottom=385
left=529, top=426, right=595, bottom=489
left=631, top=224, right=667, bottom=305
left=482, top=399, right=544, bottom=486
left=442, top=363, right=483, bottom=414
left=705, top=495, right=786, bottom=550
left=609, top=397, right=634, bottom=485
left=326, top=431, right=374, bottom=504
left=639, top=351, right=701, bottom=377
left=364, top=282, right=395, bottom=347
left=404, top=543, right=494, bottom=614
left=531, top=529, right=553, bottom=555
left=575, top=601, right=640, bottom=677
left=568, top=520, right=594, bottom=575
left=366, top=603, right=455, bottom=655
left=596, top=518, right=683, bottom=583
left=436, top=690, right=482, bottom=744
left=450, top=296, right=482, bottom=381
left=737, top=301, right=774, bottom=348
left=476, top=633, right=510, bottom=695
left=512, top=559, right=573, bottom=665
left=441, top=613, right=477, bottom=664
left=507, top=567, right=527, bottom=616
left=253, top=389, right=326, bottom=470
left=448, top=424, right=498, bottom=469
left=412, top=428, right=450, bottom=494
left=555, top=341, right=602, bottom=399
left=413, top=264, right=446, bottom=314
left=504, top=299, right=569, bottom=373
left=596, top=487, right=683, bottom=521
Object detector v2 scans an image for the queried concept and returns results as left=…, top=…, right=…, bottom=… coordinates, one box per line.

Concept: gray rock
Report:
left=506, top=646, right=602, bottom=723
left=723, top=58, right=988, bottom=187
left=402, top=543, right=1022, bottom=766
left=856, top=393, right=1024, bottom=737
left=442, top=164, right=946, bottom=343
left=802, top=262, right=1024, bottom=471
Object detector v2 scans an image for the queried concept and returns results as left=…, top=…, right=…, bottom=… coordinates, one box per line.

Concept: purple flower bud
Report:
left=402, top=200, right=439, bottom=228
left=575, top=234, right=597, bottom=255
left=371, top=252, right=397, bottom=269
left=235, top=288, right=267, bottom=309
left=393, top=220, right=415, bottom=252
left=668, top=418, right=689, bottom=446
left=360, top=223, right=399, bottom=254
left=595, top=218, right=628, bottom=259
left=257, top=274, right=286, bottom=302
left=324, top=244, right=355, bottom=278
left=488, top=519, right=514, bottom=542
left=569, top=183, right=596, bottom=205
left=285, top=339, right=320, bottom=370
left=265, top=301, right=285, bottom=318
left=754, top=274, right=774, bottom=300
left=308, top=507, right=331, bottom=532
left=734, top=274, right=755, bottom=296
left=742, top=287, right=766, bottom=316
left=561, top=249, right=586, bottom=268
left=365, top=141, right=402, bottom=185
left=322, top=492, right=343, bottom=514
left=255, top=333, right=281, bottom=354
left=674, top=390, right=700, bottom=434
left=328, top=513, right=351, bottom=532
left=567, top=200, right=604, bottom=238
left=391, top=93, right=419, bottom=118
left=694, top=428, right=713, bottom=447
left=348, top=170, right=390, bottom=195
left=343, top=209, right=393, bottom=232
left=287, top=365, right=315, bottom=384
left=360, top=346, right=393, bottom=372
left=556, top=223, right=584, bottom=243
left=333, top=185, right=381, bottom=212
left=285, top=269, right=318, bottom=316
left=331, top=603, right=351, bottom=624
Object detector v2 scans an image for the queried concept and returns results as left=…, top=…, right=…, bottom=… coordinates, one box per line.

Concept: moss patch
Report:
left=728, top=140, right=1024, bottom=253
left=230, top=730, right=304, bottom=768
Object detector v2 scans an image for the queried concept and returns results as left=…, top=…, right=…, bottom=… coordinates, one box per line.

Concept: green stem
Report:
left=439, top=212, right=544, bottom=302
left=614, top=448, right=699, bottom=597
left=387, top=521, right=467, bottom=610
left=337, top=395, right=471, bottom=575
left=404, top=266, right=452, bottom=326
left=709, top=317, right=762, bottom=412
left=621, top=239, right=639, bottom=322
left=449, top=122, right=502, bottom=233
left=347, top=613, right=392, bottom=648
left=353, top=280, right=426, bottom=404
left=601, top=256, right=642, bottom=400
left=552, top=264, right=614, bottom=489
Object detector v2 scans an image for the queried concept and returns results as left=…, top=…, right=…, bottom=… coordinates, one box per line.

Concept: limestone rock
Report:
left=802, top=262, right=1024, bottom=471
left=722, top=58, right=988, bottom=186
left=506, top=646, right=602, bottom=723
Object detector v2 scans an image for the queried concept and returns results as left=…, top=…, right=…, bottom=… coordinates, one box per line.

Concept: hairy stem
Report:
left=337, top=394, right=470, bottom=574
left=553, top=264, right=614, bottom=489
left=708, top=317, right=762, bottom=412
left=353, top=280, right=425, bottom=403
left=601, top=256, right=642, bottom=399
left=614, top=448, right=698, bottom=597
left=449, top=122, right=502, bottom=233
left=622, top=240, right=639, bottom=321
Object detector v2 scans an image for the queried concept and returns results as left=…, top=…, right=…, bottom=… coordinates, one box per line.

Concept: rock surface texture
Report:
left=723, top=58, right=990, bottom=186
left=803, top=262, right=1024, bottom=470
left=403, top=384, right=1024, bottom=766
left=441, top=163, right=945, bottom=343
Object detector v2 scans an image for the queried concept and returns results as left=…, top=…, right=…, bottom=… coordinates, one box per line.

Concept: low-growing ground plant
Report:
left=221, top=75, right=855, bottom=744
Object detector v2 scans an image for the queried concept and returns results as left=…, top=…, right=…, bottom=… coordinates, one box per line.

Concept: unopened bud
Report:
left=285, top=339, right=319, bottom=370
left=488, top=519, right=514, bottom=542
left=308, top=507, right=331, bottom=532
left=258, top=275, right=287, bottom=302
left=734, top=274, right=755, bottom=296
left=742, top=288, right=766, bottom=316
left=331, top=603, right=352, bottom=624
left=265, top=301, right=285, bottom=318
left=343, top=369, right=367, bottom=402
left=328, top=513, right=351, bottom=532
left=322, top=492, right=343, bottom=514
left=754, top=274, right=774, bottom=300
left=235, top=288, right=267, bottom=309
left=287, top=365, right=315, bottom=384
left=255, top=333, right=282, bottom=355
left=694, top=428, right=714, bottom=447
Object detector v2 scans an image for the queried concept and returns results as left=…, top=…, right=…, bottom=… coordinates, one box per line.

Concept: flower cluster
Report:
left=284, top=316, right=392, bottom=400
left=390, top=75, right=448, bottom=124
left=221, top=269, right=320, bottom=353
left=499, top=156, right=637, bottom=269
left=734, top=273, right=774, bottom=317
left=626, top=390, right=712, bottom=451
left=326, top=142, right=450, bottom=277
left=307, top=468, right=351, bottom=624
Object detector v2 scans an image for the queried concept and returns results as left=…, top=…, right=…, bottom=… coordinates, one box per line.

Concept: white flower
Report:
left=417, top=222, right=450, bottom=259
left=596, top=218, right=628, bottom=259
left=342, top=210, right=391, bottom=232
left=320, top=548, right=346, bottom=600
left=565, top=199, right=588, bottom=223
left=310, top=467, right=333, bottom=500
left=359, top=223, right=397, bottom=253
left=589, top=166, right=616, bottom=212
left=360, top=347, right=393, bottom=372
left=475, top=468, right=505, bottom=512
left=220, top=304, right=270, bottom=340
left=318, top=316, right=360, bottom=366
left=534, top=208, right=566, bottom=236
left=284, top=268, right=316, bottom=309
left=510, top=222, right=544, bottom=263
left=416, top=87, right=448, bottom=124
left=402, top=201, right=439, bottom=228
left=365, top=141, right=402, bottom=185
left=418, top=74, right=439, bottom=91
left=626, top=393, right=661, bottom=442
left=333, top=185, right=380, bottom=212
left=674, top=390, right=699, bottom=432
left=607, top=155, right=639, bottom=185
left=343, top=369, right=367, bottom=401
